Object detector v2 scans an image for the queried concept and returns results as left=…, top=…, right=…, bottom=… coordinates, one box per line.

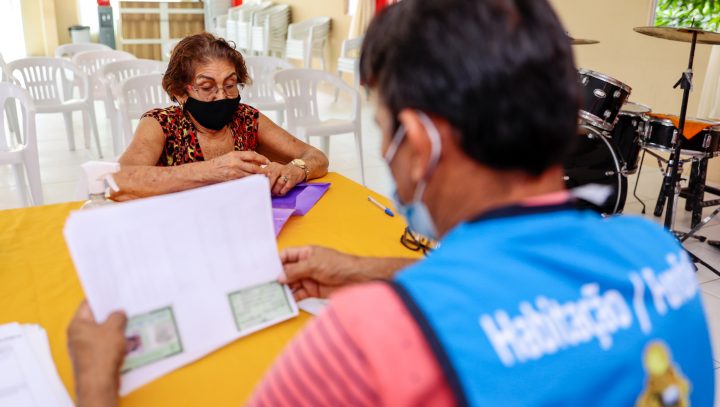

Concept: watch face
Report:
left=292, top=159, right=307, bottom=168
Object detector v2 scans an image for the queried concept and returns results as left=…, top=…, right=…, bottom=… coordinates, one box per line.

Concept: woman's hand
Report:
left=207, top=151, right=270, bottom=183
left=264, top=162, right=306, bottom=196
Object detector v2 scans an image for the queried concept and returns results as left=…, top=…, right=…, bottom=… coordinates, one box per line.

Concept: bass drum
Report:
left=564, top=125, right=628, bottom=214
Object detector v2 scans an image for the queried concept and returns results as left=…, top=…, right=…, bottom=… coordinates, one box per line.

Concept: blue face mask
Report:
left=384, top=112, right=442, bottom=240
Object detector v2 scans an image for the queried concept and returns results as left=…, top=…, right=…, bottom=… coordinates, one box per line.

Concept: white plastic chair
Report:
left=118, top=73, right=174, bottom=147
left=0, top=53, right=21, bottom=143
left=100, top=59, right=167, bottom=155
left=0, top=83, right=43, bottom=206
left=251, top=4, right=290, bottom=58
left=55, top=43, right=111, bottom=59
left=215, top=15, right=229, bottom=39
left=226, top=6, right=243, bottom=48
left=335, top=36, right=363, bottom=102
left=243, top=56, right=292, bottom=125
left=275, top=69, right=364, bottom=184
left=285, top=17, right=331, bottom=69
left=8, top=57, right=103, bottom=158
left=235, top=1, right=274, bottom=53
left=72, top=50, right=136, bottom=151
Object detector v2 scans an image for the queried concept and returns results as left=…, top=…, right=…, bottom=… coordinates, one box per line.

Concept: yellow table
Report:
left=0, top=173, right=419, bottom=405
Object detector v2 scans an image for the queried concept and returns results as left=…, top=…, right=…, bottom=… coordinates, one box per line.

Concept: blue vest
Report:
left=394, top=204, right=714, bottom=406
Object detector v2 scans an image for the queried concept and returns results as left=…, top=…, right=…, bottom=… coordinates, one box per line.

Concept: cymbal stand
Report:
left=658, top=30, right=720, bottom=276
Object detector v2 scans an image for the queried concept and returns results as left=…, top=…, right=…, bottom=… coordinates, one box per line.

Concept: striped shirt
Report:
left=248, top=282, right=455, bottom=406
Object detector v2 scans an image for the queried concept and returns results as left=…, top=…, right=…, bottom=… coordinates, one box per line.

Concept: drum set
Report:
left=564, top=29, right=720, bottom=218
left=564, top=26, right=720, bottom=274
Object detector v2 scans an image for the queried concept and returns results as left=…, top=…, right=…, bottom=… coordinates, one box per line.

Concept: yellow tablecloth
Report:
left=0, top=172, right=419, bottom=405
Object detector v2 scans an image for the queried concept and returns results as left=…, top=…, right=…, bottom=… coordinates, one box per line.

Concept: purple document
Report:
left=272, top=208, right=295, bottom=236
left=271, top=183, right=331, bottom=216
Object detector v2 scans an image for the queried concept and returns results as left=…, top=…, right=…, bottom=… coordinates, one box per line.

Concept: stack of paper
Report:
left=0, top=323, right=73, bottom=407
left=64, top=175, right=299, bottom=395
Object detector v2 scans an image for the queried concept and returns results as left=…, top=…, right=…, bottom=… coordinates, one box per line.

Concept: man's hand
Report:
left=278, top=246, right=367, bottom=300
left=263, top=162, right=306, bottom=196
left=67, top=301, right=127, bottom=407
left=208, top=151, right=270, bottom=182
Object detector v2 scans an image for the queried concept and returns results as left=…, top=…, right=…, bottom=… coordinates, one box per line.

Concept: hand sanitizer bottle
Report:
left=80, top=161, right=121, bottom=210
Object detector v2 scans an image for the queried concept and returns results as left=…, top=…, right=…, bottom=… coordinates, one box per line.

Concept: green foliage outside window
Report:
left=655, top=0, right=720, bottom=32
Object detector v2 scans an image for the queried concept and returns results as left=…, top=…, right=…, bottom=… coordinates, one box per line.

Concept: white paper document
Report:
left=0, top=323, right=73, bottom=407
left=64, top=175, right=298, bottom=395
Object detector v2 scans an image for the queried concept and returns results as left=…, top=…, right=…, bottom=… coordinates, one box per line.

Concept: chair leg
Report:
left=83, top=105, right=92, bottom=149
left=62, top=112, right=76, bottom=151
left=333, top=72, right=342, bottom=103
left=354, top=130, right=365, bottom=185
left=109, top=108, right=123, bottom=157
left=86, top=104, right=103, bottom=158
left=6, top=100, right=21, bottom=145
left=320, top=137, right=330, bottom=156
left=23, top=151, right=44, bottom=206
left=12, top=163, right=30, bottom=207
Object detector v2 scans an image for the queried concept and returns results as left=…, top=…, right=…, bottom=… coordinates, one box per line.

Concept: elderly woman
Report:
left=111, top=33, right=328, bottom=200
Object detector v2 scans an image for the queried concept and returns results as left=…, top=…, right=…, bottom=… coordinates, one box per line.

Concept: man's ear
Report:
left=397, top=110, right=430, bottom=183
left=397, top=110, right=449, bottom=183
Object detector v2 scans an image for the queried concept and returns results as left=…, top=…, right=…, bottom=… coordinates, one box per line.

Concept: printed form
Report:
left=64, top=175, right=298, bottom=395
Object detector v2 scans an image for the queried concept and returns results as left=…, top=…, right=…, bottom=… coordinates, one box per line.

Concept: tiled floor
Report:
left=2, top=92, right=720, bottom=402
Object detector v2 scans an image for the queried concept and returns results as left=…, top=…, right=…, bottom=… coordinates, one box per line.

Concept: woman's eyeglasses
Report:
left=191, top=82, right=244, bottom=101
left=400, top=227, right=439, bottom=255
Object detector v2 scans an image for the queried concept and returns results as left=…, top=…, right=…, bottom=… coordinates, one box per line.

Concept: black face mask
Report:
left=183, top=96, right=241, bottom=131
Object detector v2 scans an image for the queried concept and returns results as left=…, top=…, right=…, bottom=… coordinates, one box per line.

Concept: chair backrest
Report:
left=251, top=4, right=290, bottom=53
left=7, top=57, right=89, bottom=105
left=101, top=59, right=167, bottom=100
left=274, top=69, right=359, bottom=131
left=119, top=73, right=174, bottom=146
left=289, top=17, right=331, bottom=42
left=72, top=50, right=136, bottom=95
left=236, top=1, right=274, bottom=51
left=55, top=43, right=111, bottom=59
left=341, top=36, right=363, bottom=58
left=243, top=56, right=293, bottom=103
left=0, top=82, right=36, bottom=151
left=119, top=73, right=173, bottom=118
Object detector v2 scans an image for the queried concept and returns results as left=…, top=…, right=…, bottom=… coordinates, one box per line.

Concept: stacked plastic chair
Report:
left=226, top=6, right=243, bottom=47
left=235, top=1, right=274, bottom=53
left=285, top=17, right=331, bottom=69
left=251, top=4, right=290, bottom=58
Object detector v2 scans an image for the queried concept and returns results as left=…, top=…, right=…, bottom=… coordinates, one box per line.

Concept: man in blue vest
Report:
left=68, top=0, right=714, bottom=405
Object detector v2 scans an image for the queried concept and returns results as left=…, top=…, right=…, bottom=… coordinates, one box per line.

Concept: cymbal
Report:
left=569, top=37, right=599, bottom=45
left=634, top=26, right=720, bottom=45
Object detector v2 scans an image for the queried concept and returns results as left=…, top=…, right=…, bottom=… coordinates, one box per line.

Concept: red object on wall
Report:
left=232, top=0, right=243, bottom=6
left=97, top=0, right=110, bottom=5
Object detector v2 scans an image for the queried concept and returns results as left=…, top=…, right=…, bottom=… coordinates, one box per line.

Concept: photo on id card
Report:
left=122, top=306, right=183, bottom=373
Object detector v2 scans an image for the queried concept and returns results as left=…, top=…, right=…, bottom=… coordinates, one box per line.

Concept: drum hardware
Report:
left=578, top=69, right=632, bottom=131
left=635, top=25, right=720, bottom=277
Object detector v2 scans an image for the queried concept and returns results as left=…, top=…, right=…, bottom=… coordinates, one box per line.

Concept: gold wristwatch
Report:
left=290, top=159, right=309, bottom=182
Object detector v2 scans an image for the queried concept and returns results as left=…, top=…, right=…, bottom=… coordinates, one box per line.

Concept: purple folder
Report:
left=272, top=208, right=295, bottom=236
left=271, top=182, right=331, bottom=236
left=271, top=182, right=331, bottom=215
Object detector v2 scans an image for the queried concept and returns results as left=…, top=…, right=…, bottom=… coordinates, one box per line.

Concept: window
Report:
left=653, top=0, right=720, bottom=32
